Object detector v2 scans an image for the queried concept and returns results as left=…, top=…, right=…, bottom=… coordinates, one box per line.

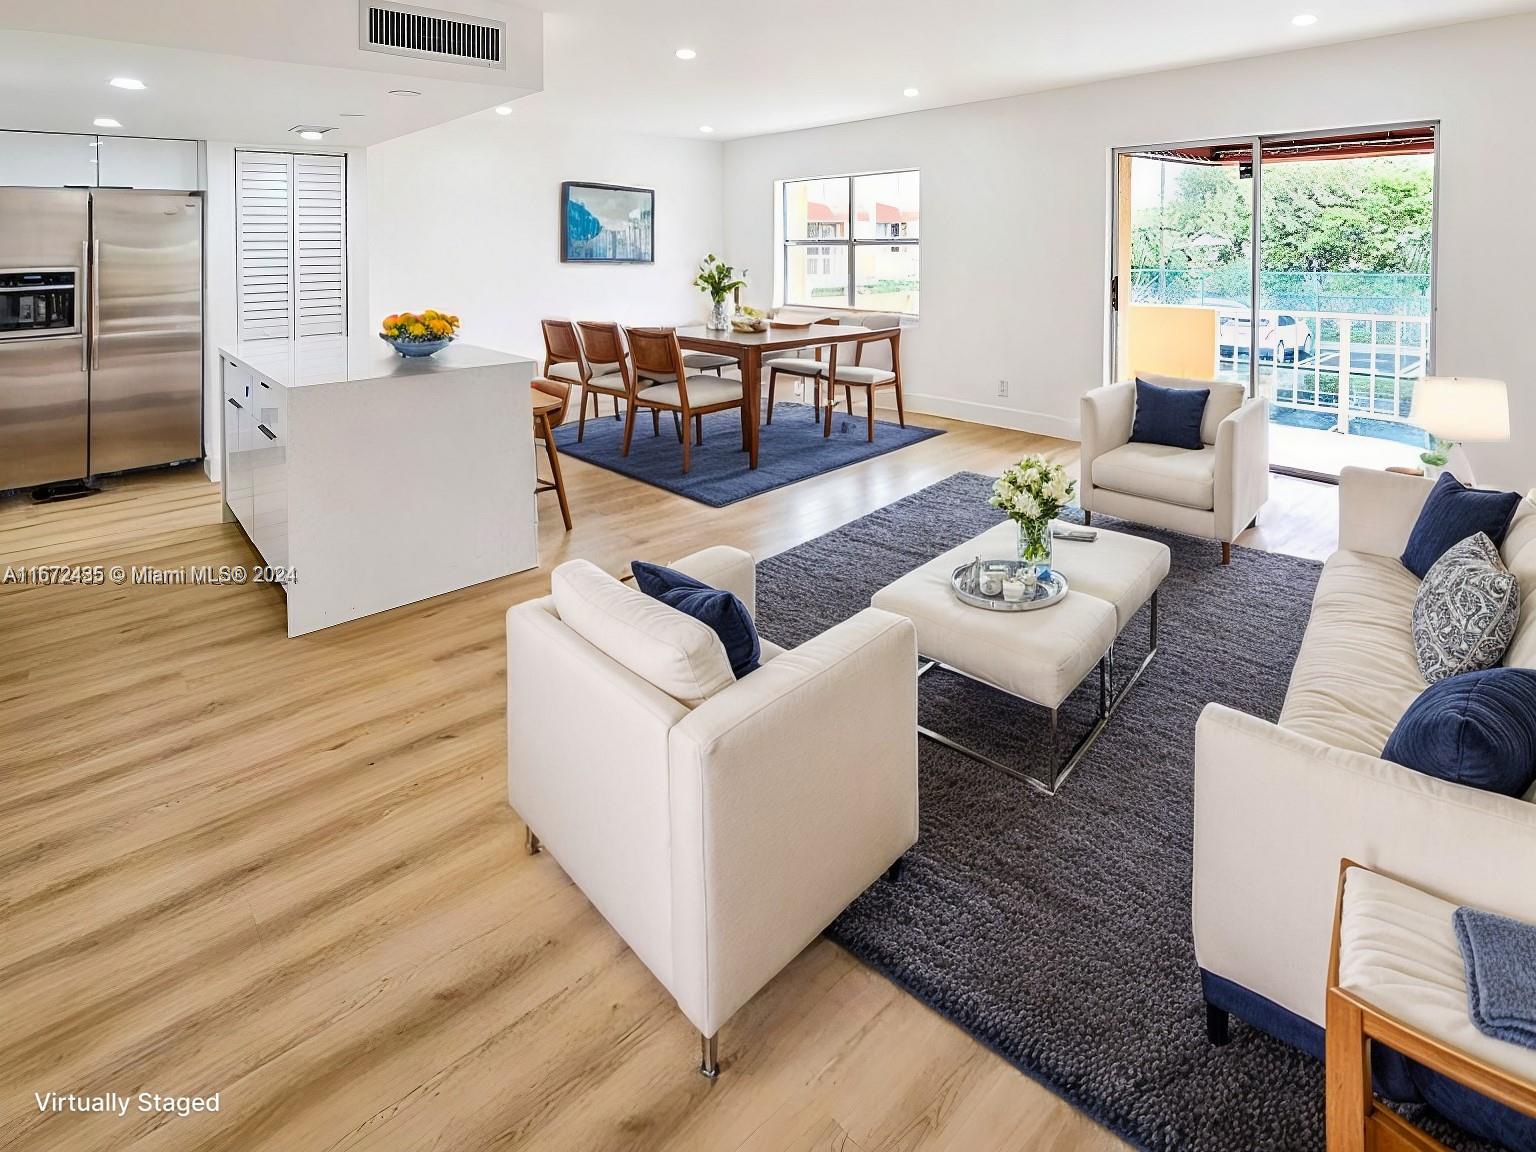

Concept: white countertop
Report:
left=220, top=335, right=536, bottom=389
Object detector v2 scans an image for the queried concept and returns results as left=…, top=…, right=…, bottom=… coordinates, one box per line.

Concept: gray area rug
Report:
left=752, top=471, right=1495, bottom=1152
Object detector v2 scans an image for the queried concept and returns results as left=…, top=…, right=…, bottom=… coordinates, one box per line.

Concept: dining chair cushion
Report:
left=548, top=361, right=586, bottom=384
left=767, top=357, right=826, bottom=378
left=683, top=351, right=739, bottom=371
left=584, top=371, right=628, bottom=394
left=636, top=376, right=745, bottom=408
left=825, top=364, right=896, bottom=386
left=550, top=559, right=734, bottom=708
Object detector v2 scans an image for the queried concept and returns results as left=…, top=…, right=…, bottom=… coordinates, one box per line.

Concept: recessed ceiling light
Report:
left=109, top=77, right=145, bottom=90
left=388, top=88, right=422, bottom=96
left=903, top=87, right=919, bottom=98
left=698, top=125, right=714, bottom=134
left=339, top=112, right=366, bottom=118
left=1291, top=13, right=1318, bottom=26
left=291, top=125, right=336, bottom=141
left=300, top=131, right=324, bottom=141
left=93, top=118, right=121, bottom=128
left=495, top=105, right=512, bottom=115
left=675, top=48, right=697, bottom=60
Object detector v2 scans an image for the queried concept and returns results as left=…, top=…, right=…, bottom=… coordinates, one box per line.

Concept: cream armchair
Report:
left=1080, top=373, right=1269, bottom=563
left=506, top=546, right=918, bottom=1077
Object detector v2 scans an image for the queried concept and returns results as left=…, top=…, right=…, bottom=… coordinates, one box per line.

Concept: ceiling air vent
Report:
left=359, top=2, right=505, bottom=69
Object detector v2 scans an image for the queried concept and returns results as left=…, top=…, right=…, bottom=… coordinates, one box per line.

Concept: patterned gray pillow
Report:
left=1412, top=533, right=1521, bottom=684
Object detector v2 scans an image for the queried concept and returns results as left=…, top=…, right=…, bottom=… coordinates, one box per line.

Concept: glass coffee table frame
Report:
left=915, top=590, right=1159, bottom=796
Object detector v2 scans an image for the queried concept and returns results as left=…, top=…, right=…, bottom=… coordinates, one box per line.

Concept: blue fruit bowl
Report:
left=381, top=334, right=453, bottom=358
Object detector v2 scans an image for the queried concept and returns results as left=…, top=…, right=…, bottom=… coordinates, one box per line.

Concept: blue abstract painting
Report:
left=561, top=182, right=654, bottom=263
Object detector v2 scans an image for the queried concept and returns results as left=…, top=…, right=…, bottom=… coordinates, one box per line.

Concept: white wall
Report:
left=203, top=142, right=370, bottom=481
left=722, top=13, right=1536, bottom=490
left=367, top=104, right=724, bottom=367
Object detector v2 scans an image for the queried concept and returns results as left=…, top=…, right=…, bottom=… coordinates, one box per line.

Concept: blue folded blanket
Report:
left=1454, top=905, right=1536, bottom=1051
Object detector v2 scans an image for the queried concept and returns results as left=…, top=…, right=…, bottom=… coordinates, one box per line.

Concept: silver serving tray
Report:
left=950, top=560, right=1069, bottom=612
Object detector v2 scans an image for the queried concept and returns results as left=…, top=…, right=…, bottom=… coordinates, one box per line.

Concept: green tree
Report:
left=1132, top=156, right=1433, bottom=276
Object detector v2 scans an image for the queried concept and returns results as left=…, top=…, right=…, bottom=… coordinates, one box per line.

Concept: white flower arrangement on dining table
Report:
left=990, top=455, right=1077, bottom=566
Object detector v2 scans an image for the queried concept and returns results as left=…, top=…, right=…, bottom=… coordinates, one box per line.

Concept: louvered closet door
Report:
left=293, top=154, right=347, bottom=337
left=236, top=151, right=294, bottom=340
left=236, top=150, right=347, bottom=340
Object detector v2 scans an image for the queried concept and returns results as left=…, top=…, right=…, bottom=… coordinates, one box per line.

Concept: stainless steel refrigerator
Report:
left=0, top=187, right=203, bottom=494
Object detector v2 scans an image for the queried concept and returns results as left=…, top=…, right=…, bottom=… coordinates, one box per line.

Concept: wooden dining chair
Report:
left=765, top=317, right=839, bottom=425
left=823, top=314, right=905, bottom=442
left=621, top=327, right=748, bottom=475
left=573, top=321, right=636, bottom=442
left=541, top=319, right=588, bottom=389
left=530, top=377, right=573, bottom=531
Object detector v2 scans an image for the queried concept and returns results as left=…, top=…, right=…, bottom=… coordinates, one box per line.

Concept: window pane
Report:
left=855, top=243, right=918, bottom=313
left=784, top=178, right=849, bottom=242
left=853, top=170, right=919, bottom=240
left=785, top=244, right=849, bottom=307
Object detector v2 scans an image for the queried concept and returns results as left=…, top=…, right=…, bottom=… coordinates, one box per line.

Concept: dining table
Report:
left=675, top=320, right=901, bottom=469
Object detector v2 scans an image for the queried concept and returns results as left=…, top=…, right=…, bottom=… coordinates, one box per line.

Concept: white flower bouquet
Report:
left=989, top=455, right=1077, bottom=570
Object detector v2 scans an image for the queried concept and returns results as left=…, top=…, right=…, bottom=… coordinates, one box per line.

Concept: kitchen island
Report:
left=219, top=335, right=537, bottom=637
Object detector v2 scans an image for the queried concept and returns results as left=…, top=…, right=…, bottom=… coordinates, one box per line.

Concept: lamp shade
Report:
left=1411, top=377, right=1510, bottom=442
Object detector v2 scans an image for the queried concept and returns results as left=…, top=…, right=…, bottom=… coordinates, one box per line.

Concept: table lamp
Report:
left=1410, top=376, right=1510, bottom=485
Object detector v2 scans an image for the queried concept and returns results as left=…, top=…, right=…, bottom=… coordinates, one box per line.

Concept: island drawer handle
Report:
left=258, top=424, right=276, bottom=441
left=227, top=397, right=242, bottom=410
left=258, top=379, right=270, bottom=389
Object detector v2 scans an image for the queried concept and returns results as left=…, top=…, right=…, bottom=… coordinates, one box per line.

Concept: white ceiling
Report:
left=1, top=0, right=1535, bottom=146
left=530, top=0, right=1536, bottom=139
left=0, top=0, right=541, bottom=148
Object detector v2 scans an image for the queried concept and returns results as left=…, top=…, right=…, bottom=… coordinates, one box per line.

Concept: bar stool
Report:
left=531, top=377, right=572, bottom=531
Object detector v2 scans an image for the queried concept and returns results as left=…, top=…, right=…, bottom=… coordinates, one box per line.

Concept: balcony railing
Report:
left=1214, top=308, right=1430, bottom=443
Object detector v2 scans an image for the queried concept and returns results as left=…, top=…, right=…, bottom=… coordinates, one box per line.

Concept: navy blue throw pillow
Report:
left=1401, top=472, right=1522, bottom=579
left=1382, top=668, right=1536, bottom=797
left=1130, top=378, right=1209, bottom=451
left=630, top=561, right=760, bottom=678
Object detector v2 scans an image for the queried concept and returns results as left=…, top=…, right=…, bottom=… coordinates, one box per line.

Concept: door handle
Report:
left=90, top=239, right=101, bottom=370
left=80, top=241, right=89, bottom=372
left=257, top=424, right=276, bottom=441
left=258, top=379, right=270, bottom=389
left=227, top=397, right=242, bottom=410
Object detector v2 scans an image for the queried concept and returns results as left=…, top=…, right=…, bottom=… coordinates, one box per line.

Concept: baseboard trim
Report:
left=891, top=392, right=1080, bottom=442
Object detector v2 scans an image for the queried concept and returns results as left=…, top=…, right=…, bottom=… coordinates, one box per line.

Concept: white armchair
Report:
left=1080, top=373, right=1269, bottom=563
left=505, top=545, right=919, bottom=1076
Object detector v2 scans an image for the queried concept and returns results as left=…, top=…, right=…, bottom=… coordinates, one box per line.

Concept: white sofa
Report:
left=1193, top=467, right=1536, bottom=1052
left=506, top=545, right=919, bottom=1076
left=1080, top=373, right=1269, bottom=563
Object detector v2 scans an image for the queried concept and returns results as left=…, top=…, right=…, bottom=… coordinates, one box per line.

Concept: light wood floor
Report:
left=0, top=411, right=1336, bottom=1152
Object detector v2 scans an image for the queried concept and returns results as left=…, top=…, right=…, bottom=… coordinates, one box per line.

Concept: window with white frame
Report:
left=781, top=170, right=919, bottom=314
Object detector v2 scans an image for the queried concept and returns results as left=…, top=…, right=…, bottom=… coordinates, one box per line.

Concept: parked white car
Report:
left=1216, top=306, right=1315, bottom=363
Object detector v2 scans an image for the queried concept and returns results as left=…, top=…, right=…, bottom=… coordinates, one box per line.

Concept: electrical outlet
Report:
left=997, top=379, right=1009, bottom=398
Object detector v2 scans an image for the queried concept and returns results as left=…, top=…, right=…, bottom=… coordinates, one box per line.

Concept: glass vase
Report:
left=1016, top=517, right=1052, bottom=579
left=707, top=298, right=730, bottom=331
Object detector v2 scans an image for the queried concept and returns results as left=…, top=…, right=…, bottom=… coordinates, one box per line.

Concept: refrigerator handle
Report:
left=90, top=239, right=101, bottom=371
left=80, top=241, right=89, bottom=372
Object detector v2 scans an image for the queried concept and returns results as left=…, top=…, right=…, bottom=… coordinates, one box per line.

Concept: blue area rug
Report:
left=752, top=473, right=1500, bottom=1152
left=551, top=401, right=943, bottom=507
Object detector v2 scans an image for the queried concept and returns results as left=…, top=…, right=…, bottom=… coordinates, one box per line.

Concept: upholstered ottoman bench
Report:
left=871, top=519, right=1170, bottom=793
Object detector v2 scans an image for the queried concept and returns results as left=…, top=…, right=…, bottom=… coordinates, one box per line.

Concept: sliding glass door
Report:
left=1111, top=125, right=1437, bottom=479
left=1112, top=140, right=1258, bottom=395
